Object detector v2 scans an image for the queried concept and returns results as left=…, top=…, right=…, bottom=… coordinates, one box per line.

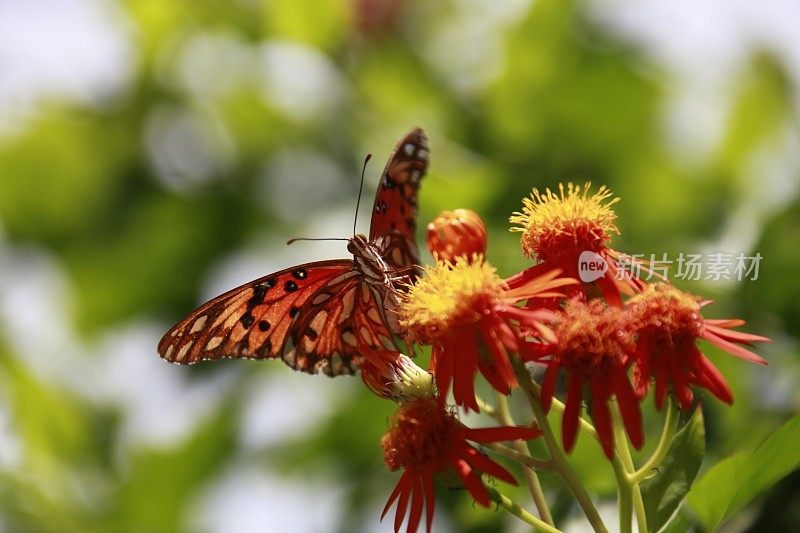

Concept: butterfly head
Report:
left=347, top=233, right=371, bottom=255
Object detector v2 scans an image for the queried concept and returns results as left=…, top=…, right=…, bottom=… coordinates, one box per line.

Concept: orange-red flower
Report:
left=530, top=299, right=643, bottom=459
left=398, top=257, right=573, bottom=411
left=381, top=397, right=541, bottom=533
left=626, top=283, right=769, bottom=410
left=426, top=209, right=488, bottom=262
left=509, top=182, right=642, bottom=307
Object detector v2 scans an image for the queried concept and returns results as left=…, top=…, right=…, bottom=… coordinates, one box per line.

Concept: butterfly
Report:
left=157, top=128, right=429, bottom=376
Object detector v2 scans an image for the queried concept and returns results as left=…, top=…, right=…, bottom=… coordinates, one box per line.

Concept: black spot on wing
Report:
left=248, top=280, right=273, bottom=308
left=285, top=280, right=299, bottom=292
left=240, top=312, right=254, bottom=328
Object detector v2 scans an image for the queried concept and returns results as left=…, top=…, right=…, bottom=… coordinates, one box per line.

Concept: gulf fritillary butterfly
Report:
left=157, top=128, right=429, bottom=376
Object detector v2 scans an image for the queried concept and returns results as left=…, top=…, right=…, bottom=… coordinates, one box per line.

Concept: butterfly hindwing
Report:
left=285, top=276, right=396, bottom=375
left=369, top=128, right=429, bottom=277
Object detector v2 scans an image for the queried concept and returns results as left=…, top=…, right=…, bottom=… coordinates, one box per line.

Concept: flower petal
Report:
left=394, top=471, right=413, bottom=533
left=464, top=445, right=517, bottom=485
left=406, top=475, right=424, bottom=533
left=590, top=379, right=614, bottom=459
left=382, top=471, right=408, bottom=520
left=563, top=372, right=584, bottom=453
left=431, top=344, right=455, bottom=403
left=701, top=329, right=768, bottom=365
left=703, top=324, right=771, bottom=346
left=423, top=473, right=435, bottom=533
left=541, top=365, right=558, bottom=412
left=614, top=371, right=644, bottom=450
left=452, top=458, right=491, bottom=507
left=453, top=332, right=480, bottom=411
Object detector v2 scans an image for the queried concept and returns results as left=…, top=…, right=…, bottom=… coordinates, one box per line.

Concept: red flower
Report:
left=398, top=257, right=572, bottom=411
left=381, top=397, right=541, bottom=533
left=627, top=283, right=769, bottom=409
left=530, top=299, right=643, bottom=459
left=509, top=182, right=643, bottom=307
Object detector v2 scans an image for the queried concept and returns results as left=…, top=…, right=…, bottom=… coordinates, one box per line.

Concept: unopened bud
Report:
left=362, top=352, right=435, bottom=402
left=427, top=209, right=487, bottom=262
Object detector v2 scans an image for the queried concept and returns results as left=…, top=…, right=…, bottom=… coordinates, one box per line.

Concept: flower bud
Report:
left=426, top=209, right=487, bottom=262
left=361, top=352, right=435, bottom=402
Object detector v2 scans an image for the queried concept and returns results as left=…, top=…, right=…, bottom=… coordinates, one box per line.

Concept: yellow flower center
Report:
left=399, top=256, right=504, bottom=343
left=510, top=182, right=620, bottom=261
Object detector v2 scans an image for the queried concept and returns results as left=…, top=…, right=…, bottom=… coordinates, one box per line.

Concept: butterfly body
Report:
left=158, top=128, right=429, bottom=376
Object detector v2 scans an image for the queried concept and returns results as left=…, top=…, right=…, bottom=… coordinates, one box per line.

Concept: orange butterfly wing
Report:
left=158, top=128, right=430, bottom=376
left=369, top=128, right=429, bottom=277
left=157, top=260, right=395, bottom=376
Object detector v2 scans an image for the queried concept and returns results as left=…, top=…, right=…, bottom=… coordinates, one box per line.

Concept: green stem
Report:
left=629, top=399, right=679, bottom=484
left=485, top=442, right=553, bottom=470
left=495, top=393, right=555, bottom=526
left=475, top=394, right=497, bottom=417
left=486, top=485, right=564, bottom=533
left=512, top=358, right=608, bottom=533
left=611, top=403, right=647, bottom=533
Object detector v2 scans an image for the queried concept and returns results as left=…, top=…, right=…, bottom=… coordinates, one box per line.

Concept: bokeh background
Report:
left=0, top=0, right=798, bottom=531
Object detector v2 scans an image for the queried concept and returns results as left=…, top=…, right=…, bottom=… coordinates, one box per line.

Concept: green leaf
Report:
left=687, top=413, right=800, bottom=530
left=640, top=408, right=705, bottom=532
left=658, top=508, right=694, bottom=533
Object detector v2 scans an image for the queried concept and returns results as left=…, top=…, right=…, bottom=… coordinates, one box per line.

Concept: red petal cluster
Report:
left=380, top=397, right=540, bottom=533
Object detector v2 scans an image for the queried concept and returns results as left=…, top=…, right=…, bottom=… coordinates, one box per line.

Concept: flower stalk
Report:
left=512, top=357, right=609, bottom=533
left=494, top=392, right=555, bottom=525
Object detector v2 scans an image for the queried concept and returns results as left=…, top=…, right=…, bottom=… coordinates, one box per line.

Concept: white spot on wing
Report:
left=312, top=293, right=331, bottom=305
left=328, top=270, right=359, bottom=286
left=190, top=315, right=207, bottom=333
left=177, top=342, right=192, bottom=362
left=403, top=143, right=414, bottom=156
left=359, top=326, right=374, bottom=345
left=205, top=337, right=223, bottom=351
left=367, top=306, right=382, bottom=324
left=380, top=335, right=395, bottom=350
left=342, top=331, right=357, bottom=346
left=310, top=311, right=328, bottom=333
left=339, top=286, right=356, bottom=324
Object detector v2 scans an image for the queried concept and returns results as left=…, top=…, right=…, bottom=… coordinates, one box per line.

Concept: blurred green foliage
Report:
left=0, top=0, right=798, bottom=531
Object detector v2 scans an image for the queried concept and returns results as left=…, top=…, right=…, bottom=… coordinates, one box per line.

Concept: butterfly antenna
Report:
left=354, top=153, right=372, bottom=236
left=286, top=237, right=350, bottom=246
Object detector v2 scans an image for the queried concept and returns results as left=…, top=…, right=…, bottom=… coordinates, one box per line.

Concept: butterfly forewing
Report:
left=369, top=128, right=429, bottom=278
left=159, top=262, right=346, bottom=361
